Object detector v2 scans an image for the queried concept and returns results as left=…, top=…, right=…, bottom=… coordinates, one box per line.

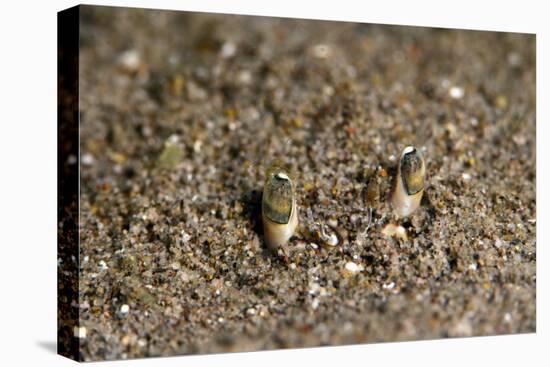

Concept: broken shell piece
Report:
left=262, top=162, right=299, bottom=250
left=325, top=233, right=339, bottom=247
left=391, top=146, right=425, bottom=217
left=319, top=223, right=339, bottom=247
left=117, top=49, right=141, bottom=73
left=344, top=261, right=363, bottom=274
left=342, top=261, right=364, bottom=278
left=74, top=326, right=87, bottom=339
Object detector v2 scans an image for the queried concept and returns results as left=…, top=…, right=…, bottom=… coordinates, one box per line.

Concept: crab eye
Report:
left=391, top=146, right=426, bottom=217
left=400, top=147, right=425, bottom=196
left=262, top=172, right=293, bottom=224
left=261, top=162, right=299, bottom=250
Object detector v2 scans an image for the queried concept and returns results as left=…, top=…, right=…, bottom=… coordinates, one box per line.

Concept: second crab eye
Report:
left=263, top=172, right=293, bottom=224
left=261, top=162, right=299, bottom=250
left=391, top=146, right=426, bottom=217
left=400, top=147, right=425, bottom=196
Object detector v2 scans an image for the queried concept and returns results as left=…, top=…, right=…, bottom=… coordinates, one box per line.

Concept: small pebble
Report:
left=121, top=335, right=130, bottom=346
left=120, top=304, right=130, bottom=314
left=312, top=44, right=331, bottom=59
left=98, top=260, right=108, bottom=271
left=344, top=262, right=362, bottom=274
left=220, top=41, right=237, bottom=58
left=325, top=234, right=339, bottom=247
left=74, top=326, right=87, bottom=339
left=181, top=230, right=191, bottom=243
left=495, top=95, right=507, bottom=109
left=82, top=153, right=94, bottom=166
left=381, top=223, right=408, bottom=241
left=323, top=85, right=334, bottom=96
left=118, top=49, right=141, bottom=72
left=507, top=52, right=522, bottom=67
left=504, top=313, right=512, bottom=323
left=238, top=70, right=252, bottom=85
left=180, top=272, right=191, bottom=283
left=308, top=282, right=321, bottom=295
left=449, top=86, right=464, bottom=99
left=193, top=140, right=203, bottom=153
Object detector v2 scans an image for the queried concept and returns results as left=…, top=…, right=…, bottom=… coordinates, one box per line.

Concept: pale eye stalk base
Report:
left=262, top=203, right=299, bottom=250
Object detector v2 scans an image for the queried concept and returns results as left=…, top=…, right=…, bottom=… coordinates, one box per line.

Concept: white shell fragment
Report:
left=325, top=233, right=339, bottom=247
left=344, top=262, right=363, bottom=274
left=120, top=304, right=130, bottom=314
left=118, top=49, right=141, bottom=72
left=449, top=86, right=464, bottom=99
left=74, top=326, right=87, bottom=339
left=319, top=223, right=339, bottom=247
left=381, top=223, right=408, bottom=241
left=220, top=42, right=237, bottom=58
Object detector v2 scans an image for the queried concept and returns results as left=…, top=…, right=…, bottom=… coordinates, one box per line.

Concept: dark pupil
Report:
left=273, top=175, right=289, bottom=191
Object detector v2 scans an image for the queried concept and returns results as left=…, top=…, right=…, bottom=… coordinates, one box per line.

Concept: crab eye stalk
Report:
left=262, top=163, right=299, bottom=250
left=391, top=146, right=425, bottom=217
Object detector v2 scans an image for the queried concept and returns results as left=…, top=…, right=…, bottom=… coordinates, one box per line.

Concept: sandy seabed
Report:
left=71, top=6, right=535, bottom=361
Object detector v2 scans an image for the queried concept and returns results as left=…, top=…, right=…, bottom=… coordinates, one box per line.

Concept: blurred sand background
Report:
left=74, top=5, right=535, bottom=361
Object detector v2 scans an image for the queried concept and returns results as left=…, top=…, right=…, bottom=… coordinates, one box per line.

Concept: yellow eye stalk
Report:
left=262, top=162, right=298, bottom=250
left=391, top=146, right=425, bottom=217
